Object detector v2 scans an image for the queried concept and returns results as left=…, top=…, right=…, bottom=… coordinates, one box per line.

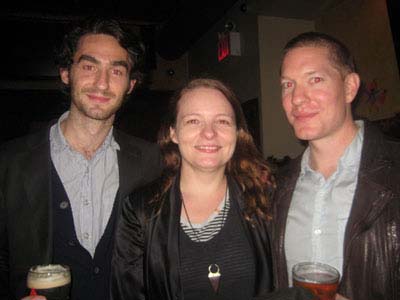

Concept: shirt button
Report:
left=83, top=199, right=90, bottom=206
left=60, top=201, right=69, bottom=209
left=83, top=232, right=90, bottom=239
left=314, top=229, right=322, bottom=235
left=94, top=267, right=100, bottom=274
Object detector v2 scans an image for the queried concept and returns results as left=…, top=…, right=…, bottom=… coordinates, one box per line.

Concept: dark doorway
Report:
left=241, top=98, right=261, bottom=151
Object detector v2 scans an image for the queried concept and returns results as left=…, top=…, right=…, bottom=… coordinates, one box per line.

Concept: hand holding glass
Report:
left=292, top=262, right=340, bottom=300
left=27, top=265, right=71, bottom=300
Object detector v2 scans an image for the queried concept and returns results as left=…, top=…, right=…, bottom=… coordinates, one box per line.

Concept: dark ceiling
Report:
left=0, top=0, right=239, bottom=63
left=0, top=0, right=347, bottom=82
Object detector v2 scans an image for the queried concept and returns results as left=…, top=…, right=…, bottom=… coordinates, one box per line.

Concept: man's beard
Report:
left=71, top=87, right=129, bottom=121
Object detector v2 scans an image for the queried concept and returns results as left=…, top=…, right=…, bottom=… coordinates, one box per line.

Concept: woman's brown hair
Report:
left=156, top=78, right=275, bottom=220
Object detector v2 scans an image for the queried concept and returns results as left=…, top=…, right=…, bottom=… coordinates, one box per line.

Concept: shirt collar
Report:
left=337, top=120, right=364, bottom=171
left=50, top=111, right=120, bottom=155
left=300, top=120, right=365, bottom=177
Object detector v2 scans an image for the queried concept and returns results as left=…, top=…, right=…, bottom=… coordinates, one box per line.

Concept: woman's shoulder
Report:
left=123, top=177, right=167, bottom=221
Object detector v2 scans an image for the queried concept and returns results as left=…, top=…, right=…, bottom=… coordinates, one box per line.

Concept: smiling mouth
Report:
left=87, top=94, right=111, bottom=103
left=195, top=145, right=221, bottom=152
left=293, top=112, right=318, bottom=121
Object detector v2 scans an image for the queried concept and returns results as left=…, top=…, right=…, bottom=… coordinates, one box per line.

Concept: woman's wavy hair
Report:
left=156, top=78, right=275, bottom=220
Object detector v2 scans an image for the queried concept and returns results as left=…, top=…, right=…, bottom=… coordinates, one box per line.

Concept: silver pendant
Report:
left=208, top=264, right=221, bottom=293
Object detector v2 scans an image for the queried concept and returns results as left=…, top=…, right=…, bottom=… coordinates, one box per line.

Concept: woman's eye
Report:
left=186, top=119, right=199, bottom=125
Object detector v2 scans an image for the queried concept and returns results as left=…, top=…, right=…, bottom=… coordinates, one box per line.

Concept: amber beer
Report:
left=292, top=262, right=339, bottom=300
left=27, top=265, right=71, bottom=300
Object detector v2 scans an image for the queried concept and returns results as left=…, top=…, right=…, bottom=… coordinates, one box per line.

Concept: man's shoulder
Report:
left=275, top=155, right=302, bottom=182
left=113, top=129, right=158, bottom=151
left=113, top=129, right=162, bottom=185
left=364, top=122, right=400, bottom=159
left=362, top=123, right=400, bottom=194
left=0, top=128, right=49, bottom=158
left=381, top=134, right=400, bottom=158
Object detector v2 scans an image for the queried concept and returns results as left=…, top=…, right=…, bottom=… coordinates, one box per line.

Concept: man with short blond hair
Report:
left=270, top=32, right=400, bottom=300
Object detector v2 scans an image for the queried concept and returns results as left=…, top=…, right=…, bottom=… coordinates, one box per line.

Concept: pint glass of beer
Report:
left=27, top=264, right=71, bottom=300
left=292, top=262, right=339, bottom=300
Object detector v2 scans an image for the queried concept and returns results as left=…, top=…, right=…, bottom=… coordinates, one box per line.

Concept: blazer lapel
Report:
left=166, top=180, right=182, bottom=299
left=23, top=130, right=53, bottom=262
left=147, top=177, right=181, bottom=300
left=271, top=157, right=301, bottom=287
left=116, top=149, right=141, bottom=200
left=343, top=125, right=396, bottom=272
left=114, top=130, right=143, bottom=201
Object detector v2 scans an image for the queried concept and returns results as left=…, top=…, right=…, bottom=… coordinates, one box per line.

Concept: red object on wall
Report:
left=218, top=32, right=230, bottom=61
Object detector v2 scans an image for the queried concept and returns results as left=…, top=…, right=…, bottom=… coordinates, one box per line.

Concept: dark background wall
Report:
left=0, top=89, right=171, bottom=144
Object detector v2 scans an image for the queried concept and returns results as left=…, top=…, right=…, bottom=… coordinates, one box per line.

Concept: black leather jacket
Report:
left=269, top=123, right=400, bottom=300
left=111, top=177, right=274, bottom=300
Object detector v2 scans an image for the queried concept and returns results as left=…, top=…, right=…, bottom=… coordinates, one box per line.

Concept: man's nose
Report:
left=94, top=69, right=110, bottom=90
left=291, top=84, right=307, bottom=106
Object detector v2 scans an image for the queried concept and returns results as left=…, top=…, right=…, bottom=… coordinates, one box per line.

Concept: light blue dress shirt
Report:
left=50, top=112, right=120, bottom=257
left=285, top=121, right=364, bottom=285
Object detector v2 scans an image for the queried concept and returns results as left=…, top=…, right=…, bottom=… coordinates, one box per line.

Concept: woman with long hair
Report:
left=111, top=78, right=310, bottom=300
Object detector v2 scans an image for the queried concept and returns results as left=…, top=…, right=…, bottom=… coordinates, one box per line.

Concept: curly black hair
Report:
left=55, top=17, right=144, bottom=82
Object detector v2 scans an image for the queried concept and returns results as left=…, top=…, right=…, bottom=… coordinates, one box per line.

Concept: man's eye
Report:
left=281, top=81, right=293, bottom=89
left=82, top=65, right=95, bottom=71
left=112, top=69, right=124, bottom=76
left=312, top=77, right=323, bottom=83
left=217, top=119, right=231, bottom=126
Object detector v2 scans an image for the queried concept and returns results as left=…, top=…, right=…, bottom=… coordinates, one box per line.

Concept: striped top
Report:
left=181, top=190, right=230, bottom=242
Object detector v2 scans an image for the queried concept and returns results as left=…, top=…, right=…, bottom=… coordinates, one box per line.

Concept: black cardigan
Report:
left=0, top=126, right=162, bottom=300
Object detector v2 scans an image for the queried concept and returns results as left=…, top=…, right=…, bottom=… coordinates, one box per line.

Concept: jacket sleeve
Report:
left=111, top=194, right=146, bottom=300
left=0, top=189, right=10, bottom=300
left=0, top=146, right=11, bottom=300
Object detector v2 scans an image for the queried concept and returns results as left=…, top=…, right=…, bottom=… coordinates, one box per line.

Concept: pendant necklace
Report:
left=181, top=185, right=228, bottom=294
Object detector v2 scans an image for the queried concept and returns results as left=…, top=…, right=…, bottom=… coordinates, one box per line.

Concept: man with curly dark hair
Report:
left=0, top=17, right=161, bottom=300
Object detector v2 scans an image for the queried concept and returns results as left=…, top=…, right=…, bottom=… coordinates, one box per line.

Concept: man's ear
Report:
left=344, top=72, right=361, bottom=104
left=60, top=68, right=70, bottom=85
left=127, top=79, right=137, bottom=95
left=170, top=126, right=178, bottom=144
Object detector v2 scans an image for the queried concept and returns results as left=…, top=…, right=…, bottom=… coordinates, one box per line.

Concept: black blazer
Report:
left=0, top=126, right=162, bottom=300
left=111, top=176, right=273, bottom=300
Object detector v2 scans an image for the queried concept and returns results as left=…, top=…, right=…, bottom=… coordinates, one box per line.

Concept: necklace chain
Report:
left=180, top=184, right=229, bottom=293
left=181, top=186, right=228, bottom=243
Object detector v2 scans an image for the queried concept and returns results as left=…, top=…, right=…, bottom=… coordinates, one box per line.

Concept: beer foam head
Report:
left=27, top=265, right=71, bottom=289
